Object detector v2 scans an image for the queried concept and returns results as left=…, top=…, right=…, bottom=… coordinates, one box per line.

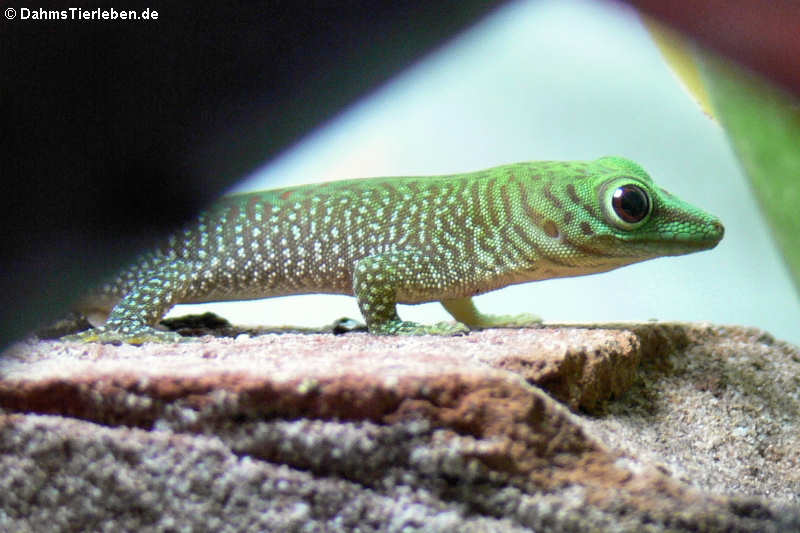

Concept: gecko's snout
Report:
left=703, top=217, right=725, bottom=249
left=711, top=218, right=725, bottom=240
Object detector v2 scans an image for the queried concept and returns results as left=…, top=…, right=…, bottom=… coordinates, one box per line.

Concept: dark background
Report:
left=1, top=1, right=508, bottom=346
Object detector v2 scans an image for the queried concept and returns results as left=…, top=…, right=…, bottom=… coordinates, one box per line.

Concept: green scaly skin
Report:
left=63, top=157, right=724, bottom=344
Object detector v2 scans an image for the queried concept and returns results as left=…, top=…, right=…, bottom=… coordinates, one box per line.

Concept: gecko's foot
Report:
left=61, top=326, right=188, bottom=345
left=369, top=320, right=469, bottom=336
left=467, top=312, right=543, bottom=330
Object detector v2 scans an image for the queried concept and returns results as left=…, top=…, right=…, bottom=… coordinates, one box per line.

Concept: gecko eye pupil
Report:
left=612, top=185, right=650, bottom=223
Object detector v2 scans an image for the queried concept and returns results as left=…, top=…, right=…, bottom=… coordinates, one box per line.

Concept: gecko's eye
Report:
left=612, top=185, right=650, bottom=224
left=599, top=178, right=653, bottom=231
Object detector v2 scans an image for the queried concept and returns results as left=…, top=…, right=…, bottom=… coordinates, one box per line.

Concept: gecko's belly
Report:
left=180, top=278, right=355, bottom=304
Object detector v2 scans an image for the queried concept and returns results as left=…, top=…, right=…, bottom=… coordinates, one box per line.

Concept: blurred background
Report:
left=4, top=0, right=798, bottom=347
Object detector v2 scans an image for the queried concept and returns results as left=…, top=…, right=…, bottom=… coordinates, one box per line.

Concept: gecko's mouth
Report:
left=635, top=218, right=725, bottom=254
left=629, top=234, right=724, bottom=258
left=657, top=220, right=725, bottom=251
left=579, top=229, right=723, bottom=262
left=656, top=219, right=725, bottom=246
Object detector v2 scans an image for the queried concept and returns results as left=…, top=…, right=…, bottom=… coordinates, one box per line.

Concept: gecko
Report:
left=64, top=156, right=724, bottom=344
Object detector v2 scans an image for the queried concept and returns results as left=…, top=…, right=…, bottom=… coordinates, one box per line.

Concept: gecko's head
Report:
left=557, top=156, right=724, bottom=270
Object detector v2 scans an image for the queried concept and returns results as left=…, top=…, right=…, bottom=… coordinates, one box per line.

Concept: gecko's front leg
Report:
left=353, top=251, right=469, bottom=336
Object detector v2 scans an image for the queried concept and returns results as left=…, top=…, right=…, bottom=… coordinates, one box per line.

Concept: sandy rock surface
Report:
left=1, top=323, right=798, bottom=532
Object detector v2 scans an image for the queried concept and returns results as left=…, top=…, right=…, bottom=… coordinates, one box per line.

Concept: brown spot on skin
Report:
left=581, top=203, right=598, bottom=218
left=518, top=184, right=545, bottom=225
left=543, top=220, right=560, bottom=238
left=487, top=180, right=501, bottom=227
left=566, top=184, right=581, bottom=204
left=543, top=184, right=563, bottom=209
left=580, top=222, right=594, bottom=236
left=246, top=195, right=262, bottom=221
left=509, top=227, right=537, bottom=258
left=563, top=211, right=574, bottom=225
left=500, top=185, right=514, bottom=227
left=224, top=204, right=240, bottom=232
left=280, top=189, right=294, bottom=201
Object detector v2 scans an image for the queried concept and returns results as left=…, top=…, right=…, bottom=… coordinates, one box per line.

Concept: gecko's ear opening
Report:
left=595, top=156, right=649, bottom=178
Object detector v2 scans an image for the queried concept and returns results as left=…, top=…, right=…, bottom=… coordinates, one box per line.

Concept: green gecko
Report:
left=64, top=156, right=724, bottom=344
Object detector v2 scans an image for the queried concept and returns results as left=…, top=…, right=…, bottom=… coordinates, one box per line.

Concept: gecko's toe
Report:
left=61, top=326, right=188, bottom=345
left=369, top=320, right=469, bottom=336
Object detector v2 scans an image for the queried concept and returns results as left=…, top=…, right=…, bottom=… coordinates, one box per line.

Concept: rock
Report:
left=0, top=323, right=798, bottom=532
